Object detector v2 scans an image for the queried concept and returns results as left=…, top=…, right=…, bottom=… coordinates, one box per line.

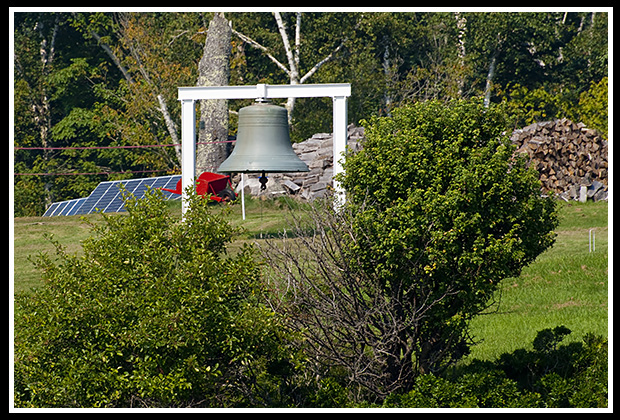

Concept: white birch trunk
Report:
left=483, top=54, right=497, bottom=108
left=454, top=12, right=467, bottom=98
left=35, top=17, right=58, bottom=208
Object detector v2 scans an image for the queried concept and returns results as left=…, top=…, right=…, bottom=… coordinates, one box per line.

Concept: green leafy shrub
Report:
left=576, top=77, right=608, bottom=138
left=383, top=369, right=540, bottom=408
left=14, top=189, right=294, bottom=408
left=501, top=83, right=570, bottom=127
left=382, top=327, right=607, bottom=408
left=498, top=327, right=608, bottom=408
left=500, top=78, right=608, bottom=138
left=339, top=99, right=558, bottom=386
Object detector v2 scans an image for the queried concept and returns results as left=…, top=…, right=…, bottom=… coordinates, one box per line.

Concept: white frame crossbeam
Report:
left=178, top=83, right=351, bottom=216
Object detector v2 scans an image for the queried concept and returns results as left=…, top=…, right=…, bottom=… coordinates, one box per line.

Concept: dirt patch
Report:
left=552, top=298, right=583, bottom=310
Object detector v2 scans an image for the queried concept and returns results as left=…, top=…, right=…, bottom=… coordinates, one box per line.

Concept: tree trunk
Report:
left=196, top=13, right=231, bottom=175
left=36, top=16, right=59, bottom=209
left=483, top=54, right=497, bottom=108
left=382, top=35, right=393, bottom=116
left=454, top=12, right=467, bottom=98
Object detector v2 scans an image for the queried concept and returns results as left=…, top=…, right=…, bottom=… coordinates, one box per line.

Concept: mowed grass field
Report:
left=12, top=197, right=610, bottom=361
left=466, top=200, right=609, bottom=361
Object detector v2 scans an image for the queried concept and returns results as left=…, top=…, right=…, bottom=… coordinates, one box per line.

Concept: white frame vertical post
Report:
left=180, top=99, right=196, bottom=216
left=178, top=83, right=351, bottom=217
left=332, top=95, right=348, bottom=209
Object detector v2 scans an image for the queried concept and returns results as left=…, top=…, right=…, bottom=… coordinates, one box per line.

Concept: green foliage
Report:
left=497, top=328, right=608, bottom=408
left=338, top=99, right=558, bottom=381
left=500, top=78, right=608, bottom=136
left=13, top=189, right=295, bottom=408
left=305, top=378, right=355, bottom=408
left=576, top=77, right=608, bottom=138
left=383, top=369, right=537, bottom=408
left=501, top=83, right=572, bottom=127
left=383, top=327, right=608, bottom=408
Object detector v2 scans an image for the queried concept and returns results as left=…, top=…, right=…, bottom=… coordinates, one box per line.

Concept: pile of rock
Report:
left=232, top=124, right=364, bottom=200
left=510, top=118, right=608, bottom=202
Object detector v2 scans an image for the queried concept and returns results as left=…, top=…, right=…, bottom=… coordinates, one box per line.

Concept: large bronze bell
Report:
left=217, top=102, right=309, bottom=189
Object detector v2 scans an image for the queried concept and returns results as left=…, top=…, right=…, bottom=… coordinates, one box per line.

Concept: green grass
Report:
left=466, top=200, right=609, bottom=361
left=226, top=195, right=310, bottom=239
left=13, top=213, right=106, bottom=293
left=12, top=197, right=609, bottom=360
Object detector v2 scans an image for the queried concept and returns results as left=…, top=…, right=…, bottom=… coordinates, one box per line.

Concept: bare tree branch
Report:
left=299, top=41, right=345, bottom=84
left=83, top=17, right=134, bottom=85
left=232, top=13, right=348, bottom=120
left=258, top=197, right=462, bottom=400
left=231, top=28, right=290, bottom=76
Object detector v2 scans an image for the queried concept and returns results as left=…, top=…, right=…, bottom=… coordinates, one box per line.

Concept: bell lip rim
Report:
left=217, top=168, right=310, bottom=174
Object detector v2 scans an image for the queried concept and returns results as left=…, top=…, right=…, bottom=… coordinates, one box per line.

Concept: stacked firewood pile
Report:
left=510, top=118, right=608, bottom=202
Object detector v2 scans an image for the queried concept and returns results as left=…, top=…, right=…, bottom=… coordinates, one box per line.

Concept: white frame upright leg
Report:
left=241, top=173, right=246, bottom=220
left=332, top=96, right=348, bottom=209
left=181, top=99, right=196, bottom=216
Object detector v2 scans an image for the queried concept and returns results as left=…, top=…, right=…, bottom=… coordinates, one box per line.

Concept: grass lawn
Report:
left=12, top=213, right=107, bottom=293
left=12, top=196, right=610, bottom=360
left=466, top=200, right=609, bottom=361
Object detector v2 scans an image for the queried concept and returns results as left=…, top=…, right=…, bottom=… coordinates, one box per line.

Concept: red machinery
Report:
left=161, top=172, right=237, bottom=203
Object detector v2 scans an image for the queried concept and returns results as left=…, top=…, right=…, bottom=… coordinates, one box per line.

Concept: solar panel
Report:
left=42, top=175, right=182, bottom=217
left=42, top=197, right=87, bottom=217
left=42, top=201, right=63, bottom=217
left=65, top=197, right=87, bottom=215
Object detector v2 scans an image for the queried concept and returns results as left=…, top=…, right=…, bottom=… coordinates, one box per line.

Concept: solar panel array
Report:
left=41, top=197, right=87, bottom=217
left=42, top=175, right=181, bottom=217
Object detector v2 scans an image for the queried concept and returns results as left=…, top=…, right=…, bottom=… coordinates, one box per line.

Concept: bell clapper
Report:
left=259, top=171, right=268, bottom=191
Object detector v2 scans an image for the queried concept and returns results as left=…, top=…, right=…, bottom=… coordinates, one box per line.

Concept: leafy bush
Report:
left=576, top=77, right=608, bottom=138
left=500, top=78, right=608, bottom=138
left=497, top=327, right=608, bottom=408
left=383, top=370, right=539, bottom=408
left=500, top=83, right=576, bottom=127
left=14, top=189, right=295, bottom=408
left=340, top=99, right=558, bottom=385
left=382, top=327, right=608, bottom=408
